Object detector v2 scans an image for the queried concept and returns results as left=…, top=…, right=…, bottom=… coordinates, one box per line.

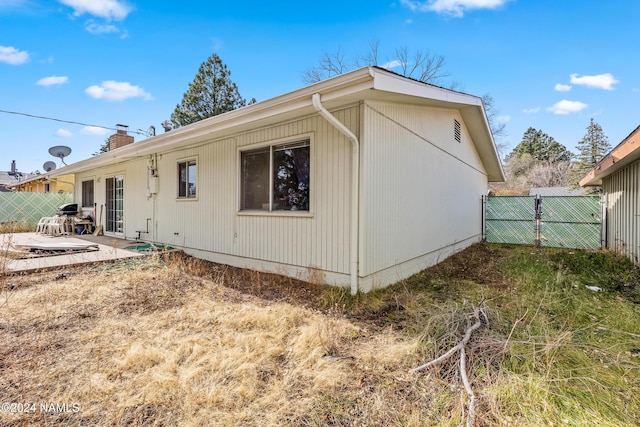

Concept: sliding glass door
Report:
left=105, top=176, right=124, bottom=234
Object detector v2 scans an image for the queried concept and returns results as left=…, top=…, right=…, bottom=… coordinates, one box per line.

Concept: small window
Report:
left=178, top=159, right=197, bottom=198
left=241, top=139, right=310, bottom=211
left=454, top=119, right=461, bottom=143
left=44, top=183, right=50, bottom=193
left=82, top=180, right=94, bottom=207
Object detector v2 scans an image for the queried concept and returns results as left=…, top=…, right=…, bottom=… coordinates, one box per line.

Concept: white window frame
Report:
left=177, top=157, right=198, bottom=200
left=238, top=134, right=312, bottom=215
left=81, top=179, right=95, bottom=208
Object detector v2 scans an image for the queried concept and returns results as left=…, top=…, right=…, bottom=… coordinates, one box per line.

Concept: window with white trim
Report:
left=82, top=180, right=94, bottom=207
left=178, top=159, right=197, bottom=198
left=241, top=139, right=310, bottom=211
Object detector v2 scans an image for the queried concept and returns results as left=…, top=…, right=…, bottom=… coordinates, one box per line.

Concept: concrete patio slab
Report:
left=1, top=232, right=146, bottom=273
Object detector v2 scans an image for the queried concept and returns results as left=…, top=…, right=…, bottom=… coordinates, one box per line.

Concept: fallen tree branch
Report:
left=410, top=302, right=486, bottom=427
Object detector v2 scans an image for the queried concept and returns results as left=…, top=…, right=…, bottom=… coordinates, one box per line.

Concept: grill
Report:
left=56, top=203, right=78, bottom=216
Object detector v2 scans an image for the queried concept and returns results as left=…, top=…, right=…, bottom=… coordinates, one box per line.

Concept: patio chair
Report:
left=36, top=217, right=55, bottom=234
left=45, top=216, right=69, bottom=237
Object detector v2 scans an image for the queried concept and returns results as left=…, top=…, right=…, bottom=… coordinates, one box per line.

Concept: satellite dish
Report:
left=48, top=145, right=72, bottom=165
left=43, top=161, right=57, bottom=172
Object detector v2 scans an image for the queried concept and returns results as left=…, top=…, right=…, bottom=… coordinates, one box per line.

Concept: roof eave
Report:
left=579, top=125, right=640, bottom=187
left=52, top=66, right=505, bottom=183
left=51, top=67, right=377, bottom=176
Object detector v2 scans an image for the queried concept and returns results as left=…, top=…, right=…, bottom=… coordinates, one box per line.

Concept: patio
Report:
left=1, top=232, right=147, bottom=273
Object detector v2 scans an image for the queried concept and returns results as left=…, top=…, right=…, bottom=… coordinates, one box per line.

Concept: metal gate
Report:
left=483, top=195, right=602, bottom=250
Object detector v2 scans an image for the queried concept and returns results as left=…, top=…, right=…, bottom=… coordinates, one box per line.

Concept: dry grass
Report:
left=1, top=245, right=639, bottom=426
left=0, top=257, right=429, bottom=426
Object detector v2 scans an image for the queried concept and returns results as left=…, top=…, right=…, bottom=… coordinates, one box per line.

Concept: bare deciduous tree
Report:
left=303, top=42, right=448, bottom=85
left=303, top=42, right=506, bottom=140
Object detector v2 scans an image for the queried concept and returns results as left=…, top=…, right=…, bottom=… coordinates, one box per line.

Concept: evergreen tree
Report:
left=575, top=118, right=611, bottom=166
left=567, top=118, right=611, bottom=189
left=93, top=137, right=109, bottom=156
left=171, top=54, right=247, bottom=127
left=508, top=127, right=571, bottom=163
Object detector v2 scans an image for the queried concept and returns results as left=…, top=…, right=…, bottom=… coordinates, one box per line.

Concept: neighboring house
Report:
left=580, top=125, right=640, bottom=262
left=0, top=170, right=36, bottom=192
left=49, top=66, right=504, bottom=293
left=529, top=186, right=586, bottom=197
left=7, top=173, right=75, bottom=193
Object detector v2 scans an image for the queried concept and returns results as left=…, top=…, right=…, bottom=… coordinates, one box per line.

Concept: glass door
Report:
left=105, top=176, right=124, bottom=234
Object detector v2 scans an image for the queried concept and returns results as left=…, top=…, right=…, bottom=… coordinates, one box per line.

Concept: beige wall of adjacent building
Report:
left=603, top=160, right=640, bottom=262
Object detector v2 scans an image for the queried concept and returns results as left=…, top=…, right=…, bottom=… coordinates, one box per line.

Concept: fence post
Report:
left=481, top=195, right=487, bottom=242
left=534, top=195, right=542, bottom=248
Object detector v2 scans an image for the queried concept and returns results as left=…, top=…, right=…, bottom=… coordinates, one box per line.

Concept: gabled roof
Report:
left=0, top=171, right=35, bottom=187
left=580, top=125, right=640, bottom=186
left=5, top=172, right=57, bottom=188
left=49, top=66, right=505, bottom=182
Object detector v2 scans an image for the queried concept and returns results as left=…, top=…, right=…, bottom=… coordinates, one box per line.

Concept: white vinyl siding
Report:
left=360, top=101, right=488, bottom=280
left=150, top=107, right=357, bottom=277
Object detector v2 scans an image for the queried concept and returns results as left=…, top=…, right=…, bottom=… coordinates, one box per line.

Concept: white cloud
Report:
left=401, top=0, right=511, bottom=17
left=0, top=45, right=29, bottom=65
left=554, top=83, right=571, bottom=92
left=56, top=129, right=72, bottom=137
left=85, top=21, right=119, bottom=34
left=58, top=0, right=131, bottom=20
left=496, top=115, right=511, bottom=123
left=81, top=126, right=109, bottom=136
left=569, top=73, right=619, bottom=90
left=85, top=80, right=153, bottom=101
left=522, top=107, right=540, bottom=113
left=381, top=60, right=403, bottom=69
left=546, top=100, right=588, bottom=115
left=36, top=75, right=69, bottom=86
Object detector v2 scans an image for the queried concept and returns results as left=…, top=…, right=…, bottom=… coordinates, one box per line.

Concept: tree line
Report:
left=493, top=118, right=611, bottom=195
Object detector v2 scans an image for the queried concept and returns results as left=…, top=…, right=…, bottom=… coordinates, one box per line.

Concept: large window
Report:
left=241, top=139, right=310, bottom=211
left=82, top=180, right=94, bottom=207
left=178, top=159, right=197, bottom=198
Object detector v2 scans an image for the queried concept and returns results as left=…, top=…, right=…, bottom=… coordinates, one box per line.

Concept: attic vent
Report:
left=454, top=119, right=461, bottom=143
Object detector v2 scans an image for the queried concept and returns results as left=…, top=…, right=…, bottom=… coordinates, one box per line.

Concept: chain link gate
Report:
left=483, top=195, right=602, bottom=250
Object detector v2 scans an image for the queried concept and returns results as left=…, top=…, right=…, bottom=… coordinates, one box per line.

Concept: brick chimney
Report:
left=108, top=124, right=134, bottom=151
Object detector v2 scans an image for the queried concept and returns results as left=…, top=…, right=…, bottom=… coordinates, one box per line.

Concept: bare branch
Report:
left=411, top=302, right=486, bottom=427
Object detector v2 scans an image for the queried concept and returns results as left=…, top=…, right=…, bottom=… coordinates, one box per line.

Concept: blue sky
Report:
left=1, top=0, right=639, bottom=175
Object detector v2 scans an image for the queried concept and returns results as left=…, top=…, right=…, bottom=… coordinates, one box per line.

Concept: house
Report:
left=529, top=186, right=586, bottom=197
left=8, top=173, right=75, bottom=193
left=580, top=125, right=640, bottom=262
left=0, top=161, right=36, bottom=191
left=48, top=66, right=504, bottom=293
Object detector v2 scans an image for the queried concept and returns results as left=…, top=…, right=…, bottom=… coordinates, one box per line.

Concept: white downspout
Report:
left=312, top=92, right=360, bottom=295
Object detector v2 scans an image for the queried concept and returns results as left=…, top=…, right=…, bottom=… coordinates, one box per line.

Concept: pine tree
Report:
left=508, top=127, right=571, bottom=163
left=575, top=118, right=611, bottom=166
left=567, top=118, right=611, bottom=189
left=171, top=54, right=247, bottom=127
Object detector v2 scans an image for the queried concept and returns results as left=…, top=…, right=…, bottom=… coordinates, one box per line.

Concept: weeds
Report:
left=1, top=243, right=639, bottom=426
